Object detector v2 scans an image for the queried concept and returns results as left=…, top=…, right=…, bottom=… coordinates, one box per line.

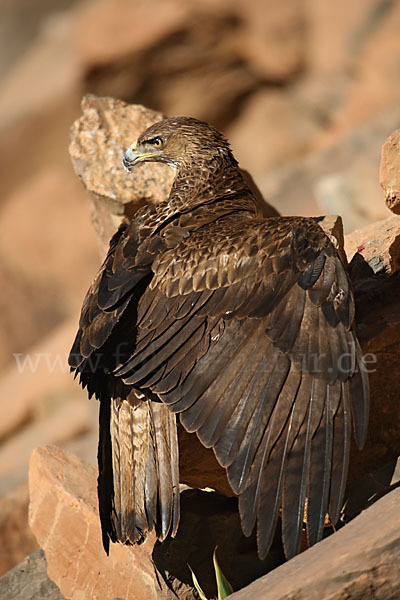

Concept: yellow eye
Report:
left=152, top=137, right=163, bottom=148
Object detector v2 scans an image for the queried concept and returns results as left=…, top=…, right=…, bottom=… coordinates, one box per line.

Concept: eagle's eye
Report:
left=149, top=136, right=164, bottom=149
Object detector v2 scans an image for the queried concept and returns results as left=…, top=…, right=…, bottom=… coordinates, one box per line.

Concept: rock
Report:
left=0, top=549, right=65, bottom=600
left=380, top=129, right=400, bottom=215
left=29, top=446, right=159, bottom=600
left=345, top=215, right=400, bottom=276
left=76, top=0, right=259, bottom=131
left=344, top=216, right=400, bottom=484
left=231, top=486, right=400, bottom=600
left=0, top=396, right=92, bottom=485
left=177, top=425, right=232, bottom=496
left=28, top=445, right=285, bottom=600
left=0, top=483, right=38, bottom=577
left=28, top=446, right=400, bottom=600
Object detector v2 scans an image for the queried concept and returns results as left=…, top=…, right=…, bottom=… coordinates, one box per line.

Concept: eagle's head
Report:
left=122, top=116, right=233, bottom=173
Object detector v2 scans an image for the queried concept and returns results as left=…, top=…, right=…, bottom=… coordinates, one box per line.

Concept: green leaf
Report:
left=213, top=548, right=234, bottom=599
left=188, top=564, right=209, bottom=600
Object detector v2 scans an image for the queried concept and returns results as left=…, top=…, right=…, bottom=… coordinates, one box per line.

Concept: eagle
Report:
left=69, top=116, right=369, bottom=560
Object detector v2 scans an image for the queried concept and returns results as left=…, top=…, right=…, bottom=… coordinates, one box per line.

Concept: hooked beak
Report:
left=122, top=141, right=156, bottom=173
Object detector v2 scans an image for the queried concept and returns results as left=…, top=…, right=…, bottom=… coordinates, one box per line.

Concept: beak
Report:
left=122, top=142, right=140, bottom=173
left=122, top=141, right=158, bottom=173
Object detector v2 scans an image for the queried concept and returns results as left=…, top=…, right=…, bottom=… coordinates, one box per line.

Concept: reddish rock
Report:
left=306, top=0, right=400, bottom=147
left=380, top=129, right=400, bottom=215
left=29, top=446, right=286, bottom=600
left=74, top=0, right=304, bottom=131
left=232, top=486, right=400, bottom=600
left=29, top=446, right=159, bottom=600
left=344, top=216, right=400, bottom=483
left=234, top=0, right=304, bottom=82
left=345, top=215, right=400, bottom=276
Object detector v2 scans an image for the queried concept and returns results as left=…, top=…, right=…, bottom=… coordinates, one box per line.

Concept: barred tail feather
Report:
left=98, top=392, right=180, bottom=552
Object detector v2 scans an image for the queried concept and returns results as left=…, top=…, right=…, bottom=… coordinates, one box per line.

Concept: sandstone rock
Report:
left=234, top=0, right=304, bottom=82
left=345, top=215, right=400, bottom=276
left=29, top=446, right=159, bottom=600
left=231, top=485, right=400, bottom=600
left=380, top=129, right=400, bottom=215
left=0, top=396, right=91, bottom=484
left=0, top=483, right=38, bottom=576
left=0, top=10, right=79, bottom=131
left=344, top=216, right=400, bottom=483
left=76, top=0, right=259, bottom=131
left=0, top=549, right=65, bottom=600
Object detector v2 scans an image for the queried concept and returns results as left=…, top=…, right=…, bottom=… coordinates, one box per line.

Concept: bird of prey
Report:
left=69, top=116, right=369, bottom=560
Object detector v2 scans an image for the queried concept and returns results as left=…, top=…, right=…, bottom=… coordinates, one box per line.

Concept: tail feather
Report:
left=98, top=392, right=180, bottom=552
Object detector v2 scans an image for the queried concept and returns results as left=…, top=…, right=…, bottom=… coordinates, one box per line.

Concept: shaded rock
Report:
left=234, top=0, right=304, bottom=82
left=78, top=0, right=258, bottom=130
left=177, top=425, right=232, bottom=497
left=345, top=215, right=400, bottom=276
left=0, top=483, right=38, bottom=577
left=0, top=549, right=65, bottom=600
left=380, top=128, right=400, bottom=215
left=344, top=216, right=400, bottom=484
left=231, top=486, right=400, bottom=600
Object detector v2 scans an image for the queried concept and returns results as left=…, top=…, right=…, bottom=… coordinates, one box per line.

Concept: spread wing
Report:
left=110, top=214, right=368, bottom=559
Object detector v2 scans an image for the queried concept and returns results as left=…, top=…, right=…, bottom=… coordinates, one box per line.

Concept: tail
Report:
left=98, top=392, right=180, bottom=553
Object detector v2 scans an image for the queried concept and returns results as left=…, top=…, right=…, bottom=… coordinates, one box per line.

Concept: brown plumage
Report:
left=69, top=116, right=369, bottom=559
